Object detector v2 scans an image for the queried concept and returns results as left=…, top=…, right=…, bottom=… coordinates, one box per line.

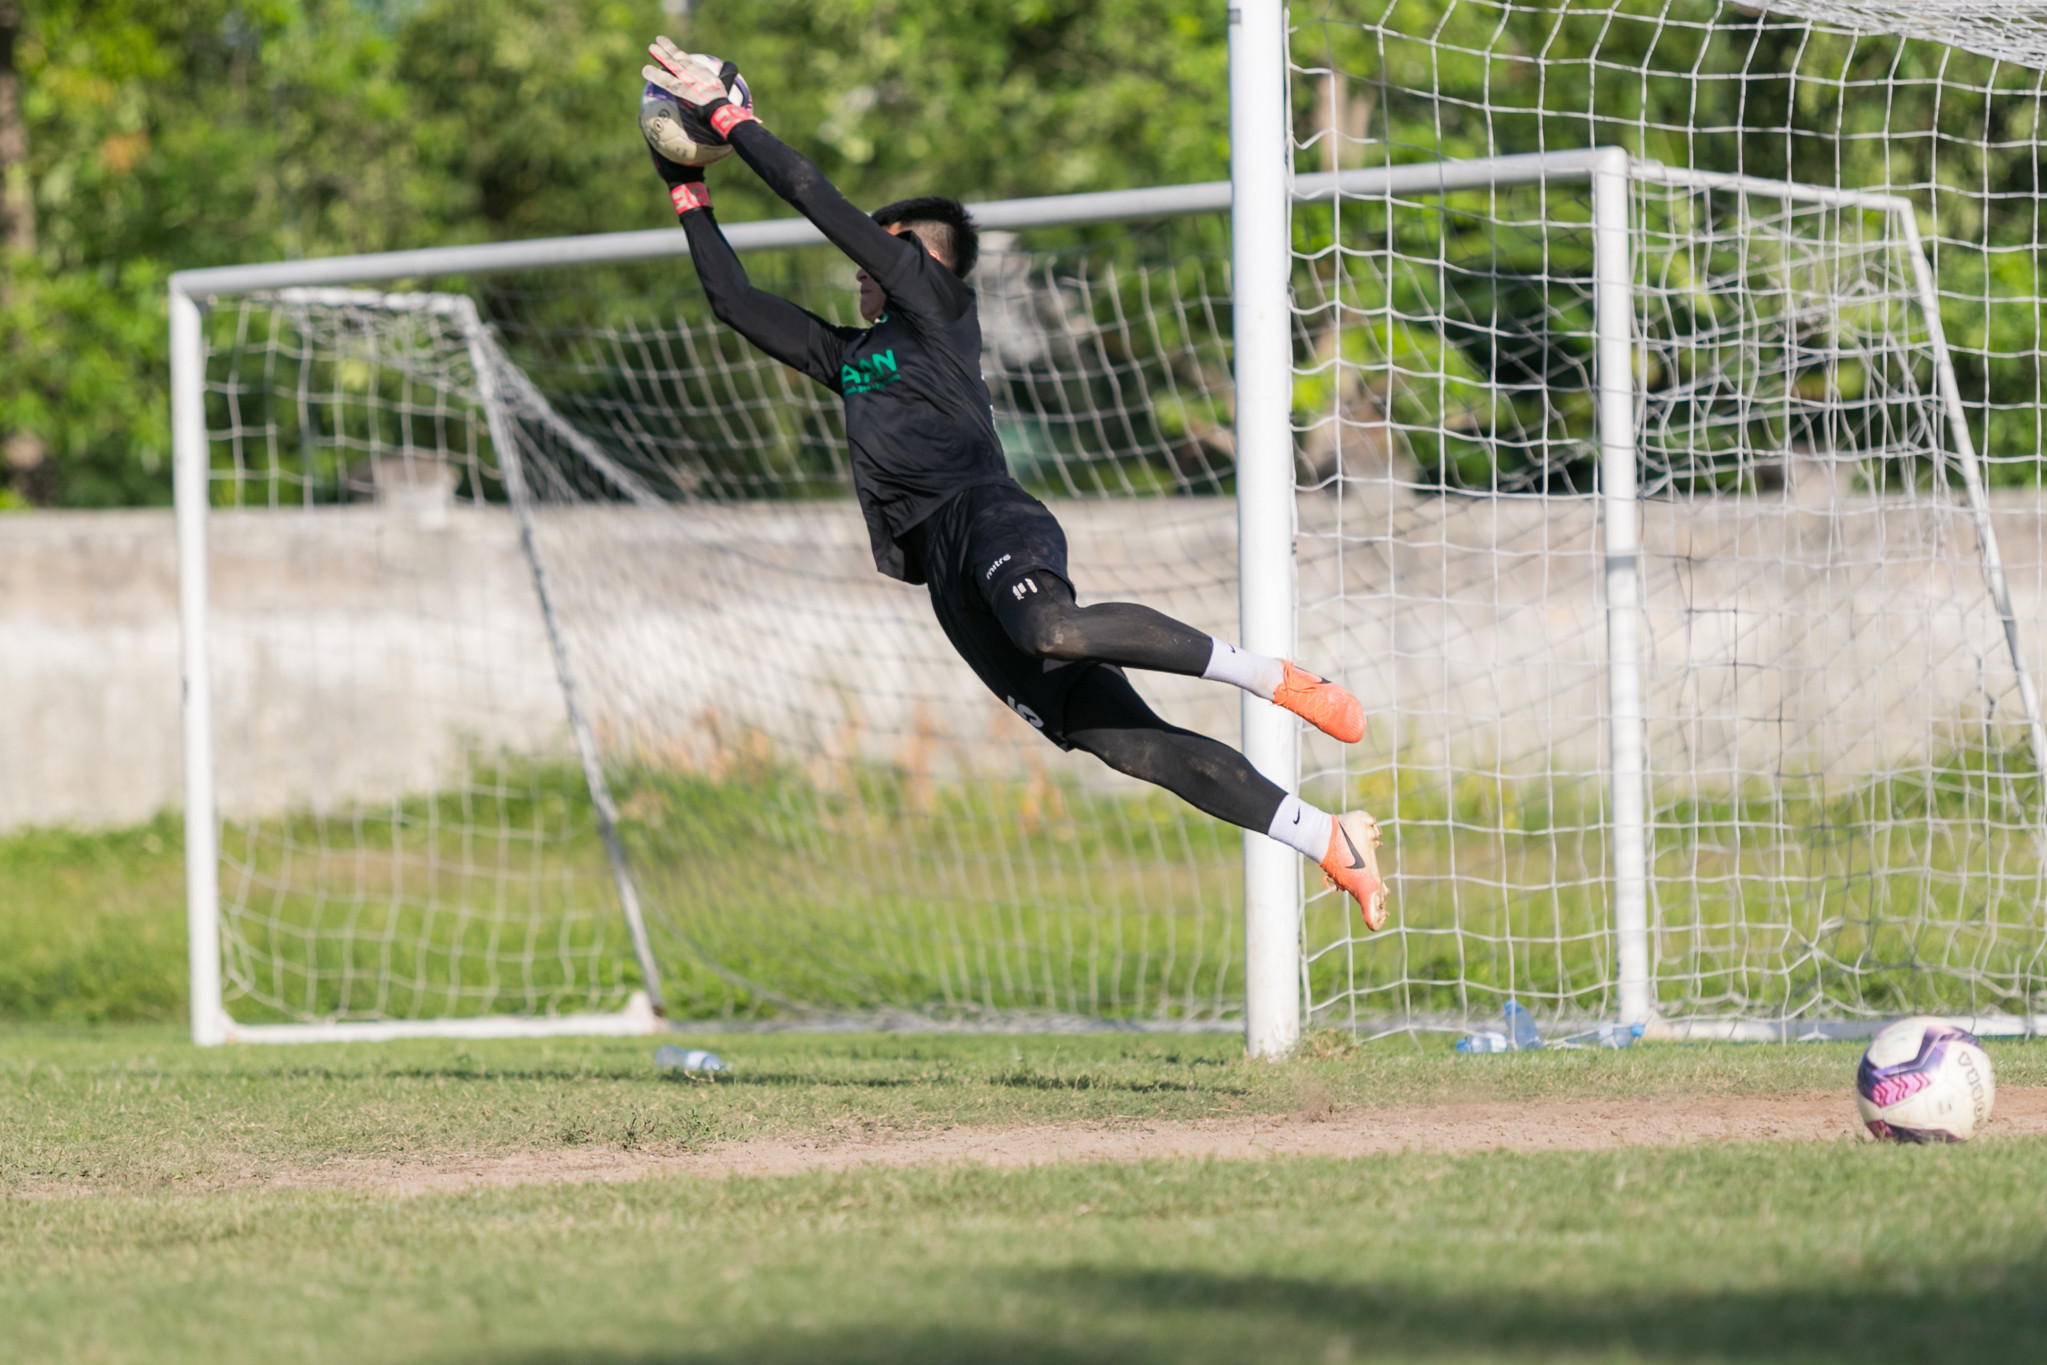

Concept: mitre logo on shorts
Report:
left=982, top=553, right=1011, bottom=581
left=840, top=348, right=903, bottom=395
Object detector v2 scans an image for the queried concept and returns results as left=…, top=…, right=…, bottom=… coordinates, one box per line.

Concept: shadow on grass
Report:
left=260, top=1066, right=658, bottom=1084
left=719, top=1073, right=947, bottom=1089
left=713, top=1070, right=1237, bottom=1095
left=482, top=1259, right=2047, bottom=1364
left=989, top=1071, right=1234, bottom=1095
left=1038, top=1264, right=2047, bottom=1358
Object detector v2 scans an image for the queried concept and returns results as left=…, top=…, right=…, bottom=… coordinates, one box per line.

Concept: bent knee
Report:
left=1067, top=728, right=1151, bottom=779
left=1073, top=730, right=1207, bottom=793
left=1006, top=597, right=1086, bottom=660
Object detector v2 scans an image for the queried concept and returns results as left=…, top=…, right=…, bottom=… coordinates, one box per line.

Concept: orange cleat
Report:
left=1320, top=811, right=1389, bottom=931
left=1273, top=661, right=1366, bottom=743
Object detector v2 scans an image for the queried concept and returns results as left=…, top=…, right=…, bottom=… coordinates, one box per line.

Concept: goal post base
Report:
left=214, top=991, right=665, bottom=1045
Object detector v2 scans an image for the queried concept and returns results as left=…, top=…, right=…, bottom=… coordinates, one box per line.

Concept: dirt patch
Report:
left=216, top=1086, right=2047, bottom=1198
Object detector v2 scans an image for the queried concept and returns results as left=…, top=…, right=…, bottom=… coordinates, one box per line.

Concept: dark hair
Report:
left=872, top=196, right=979, bottom=278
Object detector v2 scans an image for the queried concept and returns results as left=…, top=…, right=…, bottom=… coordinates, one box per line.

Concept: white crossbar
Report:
left=174, top=152, right=1628, bottom=300
left=222, top=993, right=664, bottom=1044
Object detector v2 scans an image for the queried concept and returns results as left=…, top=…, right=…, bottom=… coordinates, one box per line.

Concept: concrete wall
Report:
left=2, top=510, right=188, bottom=832
left=0, top=498, right=1248, bottom=831
left=5, top=489, right=2045, bottom=832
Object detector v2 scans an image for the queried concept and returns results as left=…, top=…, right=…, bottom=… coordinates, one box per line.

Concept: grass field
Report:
left=0, top=813, right=188, bottom=1023
left=10, top=778, right=2047, bottom=1359
left=5, top=1028, right=2047, bottom=1363
left=18, top=747, right=2043, bottom=1034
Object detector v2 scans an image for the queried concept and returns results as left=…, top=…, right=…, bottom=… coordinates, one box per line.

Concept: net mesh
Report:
left=190, top=0, right=2047, bottom=1032
left=492, top=226, right=1249, bottom=1022
left=1298, top=0, right=2047, bottom=1029
left=1758, top=2, right=2047, bottom=71
left=201, top=223, right=1254, bottom=1025
left=204, top=294, right=627, bottom=1022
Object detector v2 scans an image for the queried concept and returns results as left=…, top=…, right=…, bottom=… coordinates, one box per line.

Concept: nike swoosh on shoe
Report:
left=1341, top=827, right=1367, bottom=871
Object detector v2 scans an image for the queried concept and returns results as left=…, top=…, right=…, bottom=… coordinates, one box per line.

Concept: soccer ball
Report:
left=1855, top=1016, right=1996, bottom=1143
left=639, top=57, right=753, bottom=167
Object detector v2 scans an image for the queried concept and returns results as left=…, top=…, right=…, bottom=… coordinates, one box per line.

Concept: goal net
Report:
left=175, top=0, right=2047, bottom=1041
left=189, top=214, right=1252, bottom=1034
left=1296, top=0, right=2047, bottom=1036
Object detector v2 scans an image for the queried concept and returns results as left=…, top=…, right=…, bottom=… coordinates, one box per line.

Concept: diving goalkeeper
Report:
left=640, top=39, right=1389, bottom=928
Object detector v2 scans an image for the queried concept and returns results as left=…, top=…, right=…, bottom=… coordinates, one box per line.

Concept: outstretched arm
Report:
left=642, top=42, right=966, bottom=323
left=724, top=122, right=963, bottom=322
left=658, top=160, right=855, bottom=390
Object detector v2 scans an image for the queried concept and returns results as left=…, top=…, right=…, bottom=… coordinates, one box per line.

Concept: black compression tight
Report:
left=988, top=573, right=1282, bottom=833
left=990, top=573, right=1213, bottom=675
left=1060, top=667, right=1286, bottom=833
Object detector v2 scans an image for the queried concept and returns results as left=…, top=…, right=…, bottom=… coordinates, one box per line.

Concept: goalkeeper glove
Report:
left=650, top=146, right=711, bottom=216
left=642, top=37, right=757, bottom=140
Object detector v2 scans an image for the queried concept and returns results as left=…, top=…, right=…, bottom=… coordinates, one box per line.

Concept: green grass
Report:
left=7, top=1028, right=2047, bottom=1196
left=6, top=744, right=2046, bottom=1029
left=1309, top=742, right=2047, bottom=1022
left=198, top=757, right=1248, bottom=1026
left=4, top=1029, right=2047, bottom=1363
left=210, top=749, right=2047, bottom=1028
left=0, top=812, right=188, bottom=1022
left=10, top=1147, right=2047, bottom=1364
left=216, top=766, right=637, bottom=1024
left=618, top=761, right=1244, bottom=1021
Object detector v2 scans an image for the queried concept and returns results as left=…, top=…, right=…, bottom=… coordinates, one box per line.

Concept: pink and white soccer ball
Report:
left=1855, top=1016, right=1996, bottom=1143
left=640, top=55, right=753, bottom=167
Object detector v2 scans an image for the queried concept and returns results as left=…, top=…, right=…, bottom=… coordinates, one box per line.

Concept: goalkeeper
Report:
left=640, top=40, right=1388, bottom=928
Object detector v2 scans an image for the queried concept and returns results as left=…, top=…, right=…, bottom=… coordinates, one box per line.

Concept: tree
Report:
left=2, top=0, right=46, bottom=505
left=12, top=0, right=2042, bottom=507
left=2, top=0, right=1232, bottom=507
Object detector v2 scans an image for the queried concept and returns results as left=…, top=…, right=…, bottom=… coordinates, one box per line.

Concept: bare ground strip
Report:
left=154, top=1086, right=2047, bottom=1199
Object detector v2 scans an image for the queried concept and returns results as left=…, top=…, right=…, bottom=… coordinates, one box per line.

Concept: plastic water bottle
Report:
left=1456, top=1030, right=1511, bottom=1053
left=1504, top=999, right=1544, bottom=1051
left=655, top=1044, right=727, bottom=1073
left=1593, top=1022, right=1644, bottom=1049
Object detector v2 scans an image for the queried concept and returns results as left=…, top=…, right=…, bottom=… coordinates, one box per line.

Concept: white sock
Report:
left=1202, top=637, right=1286, bottom=701
left=1266, top=793, right=1335, bottom=863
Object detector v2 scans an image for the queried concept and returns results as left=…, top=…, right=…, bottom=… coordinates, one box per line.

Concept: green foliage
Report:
left=1291, top=1, right=2047, bottom=488
left=2, top=0, right=1234, bottom=508
left=687, top=0, right=1230, bottom=214
left=13, top=0, right=2047, bottom=505
left=0, top=251, right=168, bottom=505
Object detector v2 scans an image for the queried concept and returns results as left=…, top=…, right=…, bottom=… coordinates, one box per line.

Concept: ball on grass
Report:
left=1855, top=1016, right=1995, bottom=1143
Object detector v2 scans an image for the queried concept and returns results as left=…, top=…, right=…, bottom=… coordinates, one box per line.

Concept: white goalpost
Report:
left=1229, top=0, right=1303, bottom=1058
left=170, top=0, right=2047, bottom=1048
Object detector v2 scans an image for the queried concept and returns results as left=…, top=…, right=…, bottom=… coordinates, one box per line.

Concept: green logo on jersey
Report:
left=841, top=348, right=901, bottom=395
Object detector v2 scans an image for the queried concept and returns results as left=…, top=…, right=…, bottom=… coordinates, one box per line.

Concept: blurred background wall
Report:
left=11, top=492, right=2047, bottom=832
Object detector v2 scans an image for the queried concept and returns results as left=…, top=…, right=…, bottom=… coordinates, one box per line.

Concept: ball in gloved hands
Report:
left=639, top=54, right=751, bottom=167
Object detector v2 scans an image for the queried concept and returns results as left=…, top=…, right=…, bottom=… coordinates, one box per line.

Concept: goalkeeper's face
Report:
left=856, top=224, right=944, bottom=321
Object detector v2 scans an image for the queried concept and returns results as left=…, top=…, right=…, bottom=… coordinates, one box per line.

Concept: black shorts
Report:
left=909, top=481, right=1101, bottom=750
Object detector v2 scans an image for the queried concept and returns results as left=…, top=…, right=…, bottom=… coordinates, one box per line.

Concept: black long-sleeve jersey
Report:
left=677, top=122, right=1012, bottom=583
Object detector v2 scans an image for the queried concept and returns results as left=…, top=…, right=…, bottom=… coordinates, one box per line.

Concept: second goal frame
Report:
left=166, top=139, right=2043, bottom=1051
